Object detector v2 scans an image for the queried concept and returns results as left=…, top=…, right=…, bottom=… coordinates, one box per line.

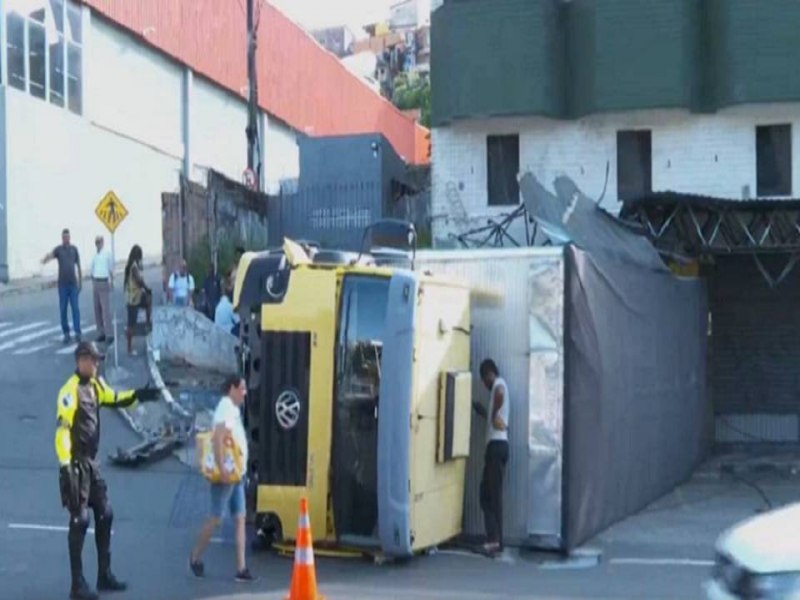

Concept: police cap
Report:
left=74, top=341, right=103, bottom=361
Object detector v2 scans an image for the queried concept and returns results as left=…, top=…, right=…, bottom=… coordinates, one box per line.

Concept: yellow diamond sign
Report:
left=95, top=191, right=129, bottom=234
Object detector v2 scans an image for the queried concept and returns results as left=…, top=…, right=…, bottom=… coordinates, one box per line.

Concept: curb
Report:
left=0, top=261, right=162, bottom=299
left=0, top=278, right=59, bottom=298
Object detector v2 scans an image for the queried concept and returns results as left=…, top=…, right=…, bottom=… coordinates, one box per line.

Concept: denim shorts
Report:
left=209, top=480, right=246, bottom=519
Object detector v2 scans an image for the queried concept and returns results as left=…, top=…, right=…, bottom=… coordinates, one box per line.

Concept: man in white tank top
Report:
left=473, top=358, right=510, bottom=554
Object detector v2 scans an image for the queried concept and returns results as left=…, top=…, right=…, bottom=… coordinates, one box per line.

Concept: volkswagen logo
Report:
left=275, top=389, right=301, bottom=431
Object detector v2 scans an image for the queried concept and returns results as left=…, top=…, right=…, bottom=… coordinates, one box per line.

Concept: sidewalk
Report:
left=0, top=261, right=162, bottom=298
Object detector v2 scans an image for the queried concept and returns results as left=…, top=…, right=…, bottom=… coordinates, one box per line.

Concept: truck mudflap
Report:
left=377, top=271, right=417, bottom=557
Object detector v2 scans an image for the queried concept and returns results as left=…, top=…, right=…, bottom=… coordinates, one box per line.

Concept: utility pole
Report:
left=246, top=0, right=260, bottom=190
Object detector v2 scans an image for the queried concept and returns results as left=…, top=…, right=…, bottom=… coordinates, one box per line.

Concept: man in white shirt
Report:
left=473, top=358, right=510, bottom=555
left=214, top=292, right=240, bottom=337
left=190, top=375, right=256, bottom=583
left=168, top=259, right=195, bottom=308
left=90, top=236, right=114, bottom=342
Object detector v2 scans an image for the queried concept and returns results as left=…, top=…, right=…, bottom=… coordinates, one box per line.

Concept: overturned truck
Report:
left=233, top=233, right=482, bottom=557
left=230, top=171, right=710, bottom=555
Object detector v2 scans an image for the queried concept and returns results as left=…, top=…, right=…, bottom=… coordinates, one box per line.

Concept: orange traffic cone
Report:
left=285, top=497, right=325, bottom=600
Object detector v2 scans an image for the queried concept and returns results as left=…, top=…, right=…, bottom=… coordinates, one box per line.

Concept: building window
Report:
left=756, top=125, right=792, bottom=197
left=4, top=0, right=82, bottom=114
left=617, top=130, right=652, bottom=201
left=28, top=20, right=47, bottom=99
left=7, top=13, right=25, bottom=90
left=487, top=135, right=520, bottom=206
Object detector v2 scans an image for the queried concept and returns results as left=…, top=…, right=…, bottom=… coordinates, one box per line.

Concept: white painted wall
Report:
left=432, top=104, right=800, bottom=245
left=88, top=18, right=183, bottom=159
left=190, top=76, right=299, bottom=189
left=263, top=116, right=300, bottom=194
left=4, top=89, right=181, bottom=279
left=190, top=77, right=248, bottom=183
left=2, top=9, right=300, bottom=280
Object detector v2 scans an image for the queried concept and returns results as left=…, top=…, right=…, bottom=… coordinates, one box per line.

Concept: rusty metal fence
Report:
left=162, top=172, right=269, bottom=278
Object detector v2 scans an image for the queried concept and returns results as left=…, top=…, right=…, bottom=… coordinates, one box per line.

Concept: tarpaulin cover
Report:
left=520, top=173, right=667, bottom=273
left=563, top=246, right=710, bottom=550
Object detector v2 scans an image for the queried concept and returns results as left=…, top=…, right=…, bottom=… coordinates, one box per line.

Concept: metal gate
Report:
left=711, top=254, right=800, bottom=443
left=269, top=183, right=381, bottom=251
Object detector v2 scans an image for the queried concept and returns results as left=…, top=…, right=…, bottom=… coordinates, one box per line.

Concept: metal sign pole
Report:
left=112, top=232, right=119, bottom=369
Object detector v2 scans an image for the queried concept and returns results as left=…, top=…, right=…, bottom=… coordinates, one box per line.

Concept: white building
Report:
left=429, top=1, right=800, bottom=247
left=0, top=0, right=425, bottom=282
left=432, top=106, right=800, bottom=245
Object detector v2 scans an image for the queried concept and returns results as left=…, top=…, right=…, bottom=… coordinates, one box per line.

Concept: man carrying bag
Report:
left=189, top=375, right=256, bottom=583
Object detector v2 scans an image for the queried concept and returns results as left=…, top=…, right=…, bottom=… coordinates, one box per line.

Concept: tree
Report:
left=392, top=73, right=431, bottom=128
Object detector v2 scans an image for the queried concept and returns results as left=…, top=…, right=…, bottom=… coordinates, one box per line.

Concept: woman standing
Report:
left=123, top=245, right=152, bottom=355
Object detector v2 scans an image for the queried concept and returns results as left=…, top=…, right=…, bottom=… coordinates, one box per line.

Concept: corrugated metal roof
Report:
left=82, top=0, right=429, bottom=165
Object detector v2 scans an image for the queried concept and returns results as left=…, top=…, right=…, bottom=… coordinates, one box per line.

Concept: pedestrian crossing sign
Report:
left=95, top=191, right=129, bottom=234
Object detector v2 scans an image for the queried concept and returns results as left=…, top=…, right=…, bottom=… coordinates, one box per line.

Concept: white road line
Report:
left=0, top=325, right=63, bottom=351
left=56, top=327, right=98, bottom=354
left=7, top=523, right=105, bottom=535
left=14, top=342, right=56, bottom=355
left=0, top=322, right=48, bottom=339
left=609, top=558, right=714, bottom=567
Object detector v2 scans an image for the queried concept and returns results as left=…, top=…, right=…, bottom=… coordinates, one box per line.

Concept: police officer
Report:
left=56, top=341, right=159, bottom=599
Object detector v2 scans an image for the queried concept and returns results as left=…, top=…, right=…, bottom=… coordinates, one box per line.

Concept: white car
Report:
left=706, top=502, right=800, bottom=599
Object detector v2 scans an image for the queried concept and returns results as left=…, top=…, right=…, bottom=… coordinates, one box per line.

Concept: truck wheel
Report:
left=252, top=513, right=282, bottom=552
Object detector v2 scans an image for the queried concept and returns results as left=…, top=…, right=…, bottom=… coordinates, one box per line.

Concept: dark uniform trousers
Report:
left=479, top=440, right=509, bottom=547
left=66, top=458, right=114, bottom=583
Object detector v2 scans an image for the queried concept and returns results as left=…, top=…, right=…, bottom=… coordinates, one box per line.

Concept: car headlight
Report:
left=747, top=572, right=800, bottom=599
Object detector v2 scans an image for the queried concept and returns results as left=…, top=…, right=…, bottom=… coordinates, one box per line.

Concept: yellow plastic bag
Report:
left=196, top=430, right=244, bottom=484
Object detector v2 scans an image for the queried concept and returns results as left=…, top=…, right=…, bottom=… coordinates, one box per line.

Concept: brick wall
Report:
left=431, top=103, right=800, bottom=246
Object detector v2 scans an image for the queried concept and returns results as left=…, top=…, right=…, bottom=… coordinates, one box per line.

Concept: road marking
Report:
left=14, top=342, right=56, bottom=355
left=0, top=322, right=12, bottom=329
left=8, top=523, right=112, bottom=535
left=0, top=325, right=62, bottom=351
left=609, top=558, right=714, bottom=567
left=56, top=327, right=99, bottom=354
left=0, top=322, right=48, bottom=339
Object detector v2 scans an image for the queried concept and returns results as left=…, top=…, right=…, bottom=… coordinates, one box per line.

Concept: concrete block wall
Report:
left=431, top=103, right=800, bottom=245
left=150, top=306, right=238, bottom=374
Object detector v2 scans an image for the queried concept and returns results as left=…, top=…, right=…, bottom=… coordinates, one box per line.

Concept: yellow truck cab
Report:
left=233, top=224, right=473, bottom=557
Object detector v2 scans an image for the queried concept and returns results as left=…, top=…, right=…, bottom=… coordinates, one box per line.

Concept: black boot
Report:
left=95, top=506, right=126, bottom=592
left=70, top=576, right=99, bottom=600
left=69, top=512, right=92, bottom=599
left=97, top=569, right=127, bottom=593
left=95, top=544, right=126, bottom=591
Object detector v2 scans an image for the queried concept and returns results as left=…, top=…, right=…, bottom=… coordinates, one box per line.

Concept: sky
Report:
left=270, top=0, right=395, bottom=34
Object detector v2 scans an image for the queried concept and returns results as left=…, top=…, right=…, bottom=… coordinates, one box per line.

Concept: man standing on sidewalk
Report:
left=90, top=236, right=114, bottom=343
left=167, top=259, right=195, bottom=308
left=42, top=228, right=83, bottom=344
left=472, top=358, right=510, bottom=555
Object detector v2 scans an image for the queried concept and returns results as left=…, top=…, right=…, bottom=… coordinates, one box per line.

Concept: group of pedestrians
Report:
left=42, top=228, right=155, bottom=355
left=42, top=229, right=113, bottom=344
left=198, top=246, right=244, bottom=337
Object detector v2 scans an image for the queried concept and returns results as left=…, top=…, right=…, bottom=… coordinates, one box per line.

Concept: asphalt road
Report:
left=0, top=280, right=716, bottom=600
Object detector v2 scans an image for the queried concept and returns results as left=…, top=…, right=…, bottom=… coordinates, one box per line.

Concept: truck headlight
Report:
left=747, top=572, right=800, bottom=599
